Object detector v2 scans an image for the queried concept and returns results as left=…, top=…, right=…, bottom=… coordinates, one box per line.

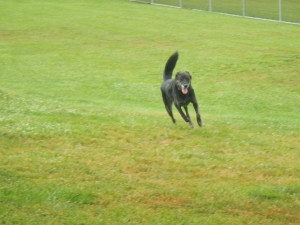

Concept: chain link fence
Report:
left=134, top=0, right=300, bottom=24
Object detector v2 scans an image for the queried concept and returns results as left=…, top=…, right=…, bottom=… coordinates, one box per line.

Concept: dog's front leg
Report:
left=192, top=101, right=202, bottom=127
left=183, top=106, right=194, bottom=128
left=175, top=105, right=193, bottom=127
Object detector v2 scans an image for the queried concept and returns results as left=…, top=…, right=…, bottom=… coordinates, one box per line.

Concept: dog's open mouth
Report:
left=182, top=87, right=188, bottom=94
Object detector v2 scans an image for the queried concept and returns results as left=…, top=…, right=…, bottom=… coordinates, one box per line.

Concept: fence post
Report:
left=279, top=0, right=282, bottom=21
left=242, top=0, right=246, bottom=16
left=179, top=0, right=182, bottom=8
left=209, top=0, right=212, bottom=11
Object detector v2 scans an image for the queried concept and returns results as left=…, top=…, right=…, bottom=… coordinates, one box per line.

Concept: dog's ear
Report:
left=186, top=71, right=192, bottom=80
left=175, top=72, right=180, bottom=79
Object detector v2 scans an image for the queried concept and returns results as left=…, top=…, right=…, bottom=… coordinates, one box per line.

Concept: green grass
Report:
left=1, top=0, right=300, bottom=224
left=150, top=0, right=300, bottom=23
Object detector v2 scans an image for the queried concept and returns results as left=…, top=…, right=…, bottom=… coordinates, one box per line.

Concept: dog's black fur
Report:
left=160, top=51, right=202, bottom=128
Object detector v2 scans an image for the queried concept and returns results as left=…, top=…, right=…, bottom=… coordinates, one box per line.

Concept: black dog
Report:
left=160, top=51, right=202, bottom=128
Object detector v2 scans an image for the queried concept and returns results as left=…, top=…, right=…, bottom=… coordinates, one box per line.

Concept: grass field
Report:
left=152, top=0, right=300, bottom=23
left=1, top=0, right=300, bottom=224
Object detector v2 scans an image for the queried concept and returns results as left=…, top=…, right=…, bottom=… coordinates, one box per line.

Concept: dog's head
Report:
left=175, top=71, right=192, bottom=95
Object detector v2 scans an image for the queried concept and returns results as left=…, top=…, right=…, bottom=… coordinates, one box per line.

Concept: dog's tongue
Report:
left=182, top=88, right=188, bottom=94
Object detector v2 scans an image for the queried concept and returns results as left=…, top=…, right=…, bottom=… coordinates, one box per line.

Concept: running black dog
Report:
left=160, top=51, right=202, bottom=128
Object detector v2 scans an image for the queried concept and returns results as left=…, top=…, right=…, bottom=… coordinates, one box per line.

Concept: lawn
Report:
left=151, top=0, right=300, bottom=23
left=0, top=0, right=300, bottom=224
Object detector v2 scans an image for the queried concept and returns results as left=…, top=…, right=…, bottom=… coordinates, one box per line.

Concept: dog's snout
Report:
left=184, top=84, right=188, bottom=88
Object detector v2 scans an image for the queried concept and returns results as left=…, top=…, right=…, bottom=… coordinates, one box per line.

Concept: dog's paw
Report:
left=197, top=116, right=202, bottom=127
left=197, top=120, right=202, bottom=127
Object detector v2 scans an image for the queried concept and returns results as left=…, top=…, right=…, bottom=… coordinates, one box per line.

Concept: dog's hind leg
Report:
left=166, top=104, right=176, bottom=124
left=162, top=95, right=176, bottom=124
left=183, top=106, right=194, bottom=128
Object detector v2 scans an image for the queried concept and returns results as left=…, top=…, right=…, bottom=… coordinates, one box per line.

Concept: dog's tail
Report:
left=163, top=51, right=178, bottom=81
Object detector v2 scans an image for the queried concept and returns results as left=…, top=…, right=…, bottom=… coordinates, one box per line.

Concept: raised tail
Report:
left=163, top=51, right=179, bottom=81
